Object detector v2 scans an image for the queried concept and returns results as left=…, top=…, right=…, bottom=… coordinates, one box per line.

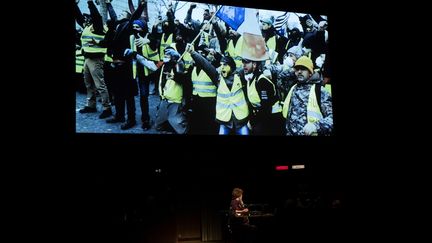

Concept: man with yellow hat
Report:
left=282, top=56, right=333, bottom=136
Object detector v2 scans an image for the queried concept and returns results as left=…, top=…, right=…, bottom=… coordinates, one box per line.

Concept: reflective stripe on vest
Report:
left=247, top=74, right=282, bottom=113
left=75, top=49, right=84, bottom=73
left=104, top=54, right=113, bottom=62
left=160, top=33, right=173, bottom=59
left=216, top=75, right=249, bottom=122
left=282, top=84, right=323, bottom=124
left=191, top=67, right=217, bottom=97
left=142, top=44, right=160, bottom=76
left=159, top=65, right=183, bottom=103
left=81, top=25, right=106, bottom=54
left=130, top=35, right=138, bottom=79
left=285, top=39, right=291, bottom=50
left=226, top=36, right=243, bottom=68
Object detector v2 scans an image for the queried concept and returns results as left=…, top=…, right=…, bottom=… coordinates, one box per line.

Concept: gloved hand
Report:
left=190, top=3, right=197, bottom=9
left=135, top=36, right=150, bottom=47
left=165, top=48, right=180, bottom=61
left=124, top=48, right=136, bottom=58
left=303, top=122, right=317, bottom=135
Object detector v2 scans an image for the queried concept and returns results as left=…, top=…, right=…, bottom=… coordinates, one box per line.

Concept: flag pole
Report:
left=177, top=5, right=222, bottom=62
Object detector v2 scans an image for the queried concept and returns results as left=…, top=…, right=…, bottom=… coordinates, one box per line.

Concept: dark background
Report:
left=24, top=0, right=375, bottom=242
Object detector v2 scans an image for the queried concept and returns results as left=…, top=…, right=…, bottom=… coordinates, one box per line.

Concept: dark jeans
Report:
left=114, top=95, right=136, bottom=122
left=137, top=76, right=150, bottom=122
left=189, top=96, right=218, bottom=135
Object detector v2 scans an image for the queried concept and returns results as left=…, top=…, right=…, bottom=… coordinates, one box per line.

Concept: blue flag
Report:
left=216, top=6, right=245, bottom=31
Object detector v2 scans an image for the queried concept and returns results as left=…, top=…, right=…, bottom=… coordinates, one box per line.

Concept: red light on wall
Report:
left=275, top=165, right=289, bottom=171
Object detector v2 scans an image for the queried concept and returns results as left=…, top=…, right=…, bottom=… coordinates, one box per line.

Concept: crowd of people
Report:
left=75, top=0, right=333, bottom=135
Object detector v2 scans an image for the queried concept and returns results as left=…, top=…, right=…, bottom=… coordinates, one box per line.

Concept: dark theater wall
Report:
left=57, top=0, right=355, bottom=242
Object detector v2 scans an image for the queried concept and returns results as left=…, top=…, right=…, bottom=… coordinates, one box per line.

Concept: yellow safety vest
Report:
left=130, top=35, right=160, bottom=78
left=282, top=83, right=323, bottom=126
left=170, top=43, right=192, bottom=71
left=75, top=49, right=84, bottom=73
left=160, top=33, right=173, bottom=59
left=266, top=35, right=276, bottom=52
left=191, top=67, right=217, bottom=97
left=216, top=75, right=249, bottom=122
left=158, top=65, right=183, bottom=103
left=324, top=84, right=332, bottom=96
left=226, top=36, right=244, bottom=69
left=247, top=74, right=282, bottom=113
left=201, top=31, right=210, bottom=46
left=142, top=44, right=160, bottom=76
left=80, top=25, right=106, bottom=54
left=104, top=54, right=113, bottom=62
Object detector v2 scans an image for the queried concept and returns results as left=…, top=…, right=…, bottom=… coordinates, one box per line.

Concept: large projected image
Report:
left=75, top=0, right=332, bottom=135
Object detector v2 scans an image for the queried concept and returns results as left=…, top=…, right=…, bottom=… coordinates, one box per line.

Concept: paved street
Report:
left=75, top=89, right=164, bottom=134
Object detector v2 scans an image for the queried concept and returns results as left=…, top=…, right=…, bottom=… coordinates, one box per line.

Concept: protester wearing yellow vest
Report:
left=187, top=43, right=250, bottom=135
left=241, top=59, right=285, bottom=135
left=78, top=0, right=112, bottom=119
left=130, top=19, right=157, bottom=130
left=225, top=34, right=243, bottom=69
left=261, top=17, right=282, bottom=65
left=187, top=45, right=219, bottom=135
left=170, top=27, right=195, bottom=115
left=282, top=56, right=333, bottom=136
left=75, top=46, right=86, bottom=94
left=154, top=48, right=188, bottom=134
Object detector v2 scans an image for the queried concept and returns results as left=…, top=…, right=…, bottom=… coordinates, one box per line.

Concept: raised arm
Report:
left=106, top=1, right=117, bottom=22
left=187, top=44, right=219, bottom=85
left=74, top=1, right=85, bottom=29
left=87, top=0, right=104, bottom=35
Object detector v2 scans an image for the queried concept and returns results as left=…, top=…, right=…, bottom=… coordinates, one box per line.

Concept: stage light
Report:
left=275, top=165, right=289, bottom=171
left=291, top=165, right=305, bottom=169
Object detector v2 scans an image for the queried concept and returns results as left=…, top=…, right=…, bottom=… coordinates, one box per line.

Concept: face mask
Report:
left=245, top=73, right=254, bottom=81
left=315, top=56, right=324, bottom=68
left=163, top=57, right=171, bottom=63
left=157, top=25, right=162, bottom=33
left=283, top=57, right=294, bottom=70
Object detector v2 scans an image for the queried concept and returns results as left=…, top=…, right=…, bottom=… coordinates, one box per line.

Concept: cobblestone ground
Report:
left=76, top=88, right=164, bottom=134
